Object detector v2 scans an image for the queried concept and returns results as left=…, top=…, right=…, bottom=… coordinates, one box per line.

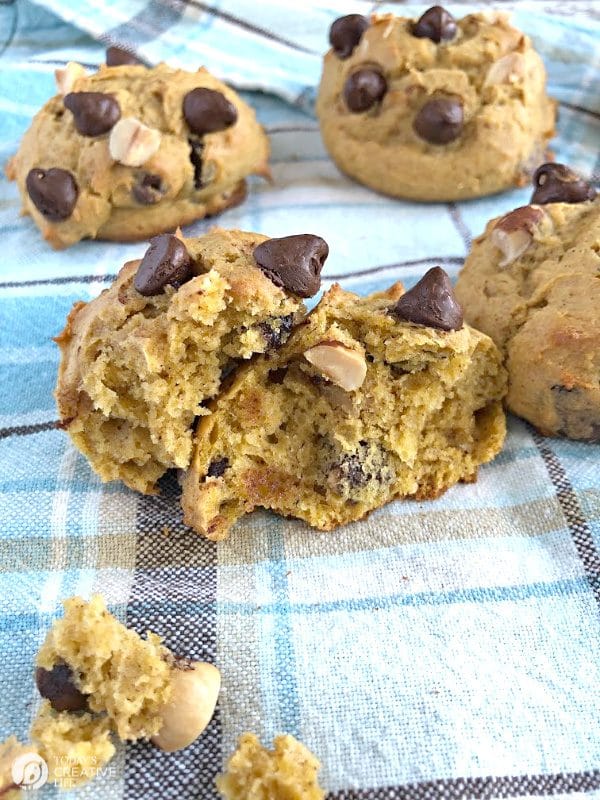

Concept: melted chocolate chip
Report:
left=326, top=441, right=395, bottom=498
left=36, top=663, right=89, bottom=713
left=183, top=88, right=238, bottom=135
left=389, top=267, right=463, bottom=331
left=63, top=92, right=121, bottom=136
left=134, top=234, right=194, bottom=296
left=106, top=46, right=142, bottom=66
left=253, top=234, right=328, bottom=298
left=412, top=5, right=457, bottom=43
left=133, top=173, right=165, bottom=205
left=413, top=97, right=463, bottom=144
left=531, top=162, right=597, bottom=205
left=329, top=14, right=369, bottom=59
left=207, top=457, right=229, bottom=478
left=26, top=167, right=79, bottom=221
left=258, top=314, right=295, bottom=350
left=343, top=69, right=387, bottom=113
left=188, top=138, right=204, bottom=189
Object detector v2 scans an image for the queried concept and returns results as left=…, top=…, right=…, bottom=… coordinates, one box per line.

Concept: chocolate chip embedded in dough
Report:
left=63, top=91, right=121, bottom=136
left=25, top=167, right=79, bottom=221
left=35, top=663, right=89, bottom=713
left=343, top=69, right=387, bottom=113
left=412, top=6, right=457, bottom=43
left=531, top=162, right=597, bottom=205
left=183, top=88, right=238, bottom=135
left=253, top=234, right=329, bottom=298
left=389, top=267, right=464, bottom=331
left=106, top=46, right=143, bottom=66
left=134, top=234, right=194, bottom=296
left=133, top=173, right=166, bottom=205
left=329, top=14, right=369, bottom=59
left=413, top=97, right=463, bottom=144
left=207, top=458, right=229, bottom=478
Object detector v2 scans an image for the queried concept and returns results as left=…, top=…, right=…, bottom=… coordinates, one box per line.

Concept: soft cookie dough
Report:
left=54, top=229, right=326, bottom=493
left=317, top=7, right=556, bottom=201
left=182, top=269, right=507, bottom=538
left=455, top=163, right=599, bottom=440
left=31, top=595, right=220, bottom=788
left=6, top=58, right=269, bottom=248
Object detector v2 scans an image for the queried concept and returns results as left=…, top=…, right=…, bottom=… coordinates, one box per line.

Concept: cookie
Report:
left=31, top=595, right=220, bottom=787
left=54, top=228, right=326, bottom=493
left=0, top=737, right=39, bottom=798
left=216, top=733, right=325, bottom=800
left=316, top=7, right=556, bottom=201
left=181, top=270, right=507, bottom=538
left=455, top=163, right=599, bottom=440
left=6, top=58, right=269, bottom=248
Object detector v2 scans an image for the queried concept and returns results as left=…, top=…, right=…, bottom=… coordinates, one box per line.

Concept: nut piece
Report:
left=484, top=52, right=526, bottom=87
left=55, top=62, right=87, bottom=95
left=490, top=205, right=545, bottom=267
left=109, top=117, right=161, bottom=167
left=151, top=661, right=221, bottom=753
left=304, top=341, right=367, bottom=391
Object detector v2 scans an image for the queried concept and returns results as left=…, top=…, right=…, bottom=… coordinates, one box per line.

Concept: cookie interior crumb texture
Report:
left=54, top=228, right=304, bottom=493
left=5, top=63, right=269, bottom=248
left=317, top=10, right=556, bottom=201
left=182, top=281, right=507, bottom=539
left=216, top=733, right=325, bottom=800
left=35, top=595, right=172, bottom=741
left=456, top=196, right=600, bottom=440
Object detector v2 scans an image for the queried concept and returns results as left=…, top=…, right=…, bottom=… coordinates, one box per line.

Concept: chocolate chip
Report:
left=183, top=88, right=237, bottom=136
left=63, top=92, right=120, bottom=136
left=207, top=457, right=229, bottom=478
left=253, top=234, right=328, bottom=298
left=531, top=162, right=597, bottom=205
left=106, top=46, right=142, bottom=66
left=343, top=69, right=387, bottom=113
left=412, top=5, right=457, bottom=43
left=25, top=167, right=79, bottom=221
left=413, top=96, right=463, bottom=144
left=329, top=14, right=369, bottom=59
left=36, top=663, right=89, bottom=713
left=133, top=173, right=165, bottom=205
left=188, top=138, right=204, bottom=189
left=258, top=314, right=295, bottom=350
left=133, top=234, right=194, bottom=296
left=390, top=267, right=463, bottom=331
left=268, top=367, right=288, bottom=385
left=326, top=441, right=395, bottom=498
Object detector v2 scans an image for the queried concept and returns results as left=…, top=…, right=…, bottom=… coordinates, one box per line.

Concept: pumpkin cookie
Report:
left=54, top=229, right=327, bottom=493
left=182, top=269, right=507, bottom=538
left=6, top=57, right=269, bottom=248
left=455, top=163, right=599, bottom=440
left=317, top=7, right=555, bottom=201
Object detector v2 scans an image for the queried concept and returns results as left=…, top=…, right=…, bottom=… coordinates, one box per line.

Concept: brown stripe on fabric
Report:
left=0, top=420, right=58, bottom=439
left=559, top=99, right=600, bottom=120
left=533, top=431, right=600, bottom=605
left=0, top=275, right=116, bottom=289
left=327, top=768, right=600, bottom=799
left=447, top=202, right=473, bottom=250
left=218, top=496, right=566, bottom=567
left=181, top=0, right=320, bottom=55
left=327, top=257, right=464, bottom=282
left=124, top=472, right=221, bottom=799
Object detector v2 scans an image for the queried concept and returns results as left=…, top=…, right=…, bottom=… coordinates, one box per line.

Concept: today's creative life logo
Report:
left=11, top=752, right=49, bottom=791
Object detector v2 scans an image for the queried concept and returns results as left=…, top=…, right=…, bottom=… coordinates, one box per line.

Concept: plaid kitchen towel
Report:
left=0, top=1, right=599, bottom=798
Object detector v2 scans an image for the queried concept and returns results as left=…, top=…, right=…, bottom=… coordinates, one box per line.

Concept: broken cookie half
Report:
left=182, top=268, right=507, bottom=538
left=31, top=595, right=220, bottom=788
left=55, top=228, right=327, bottom=493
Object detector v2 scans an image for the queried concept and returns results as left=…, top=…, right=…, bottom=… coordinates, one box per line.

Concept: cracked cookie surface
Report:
left=182, top=278, right=507, bottom=538
left=316, top=9, right=555, bottom=201
left=54, top=228, right=305, bottom=493
left=6, top=63, right=268, bottom=248
left=455, top=195, right=600, bottom=440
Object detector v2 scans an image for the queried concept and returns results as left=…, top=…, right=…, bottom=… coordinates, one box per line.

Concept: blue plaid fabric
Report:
left=0, top=1, right=599, bottom=798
